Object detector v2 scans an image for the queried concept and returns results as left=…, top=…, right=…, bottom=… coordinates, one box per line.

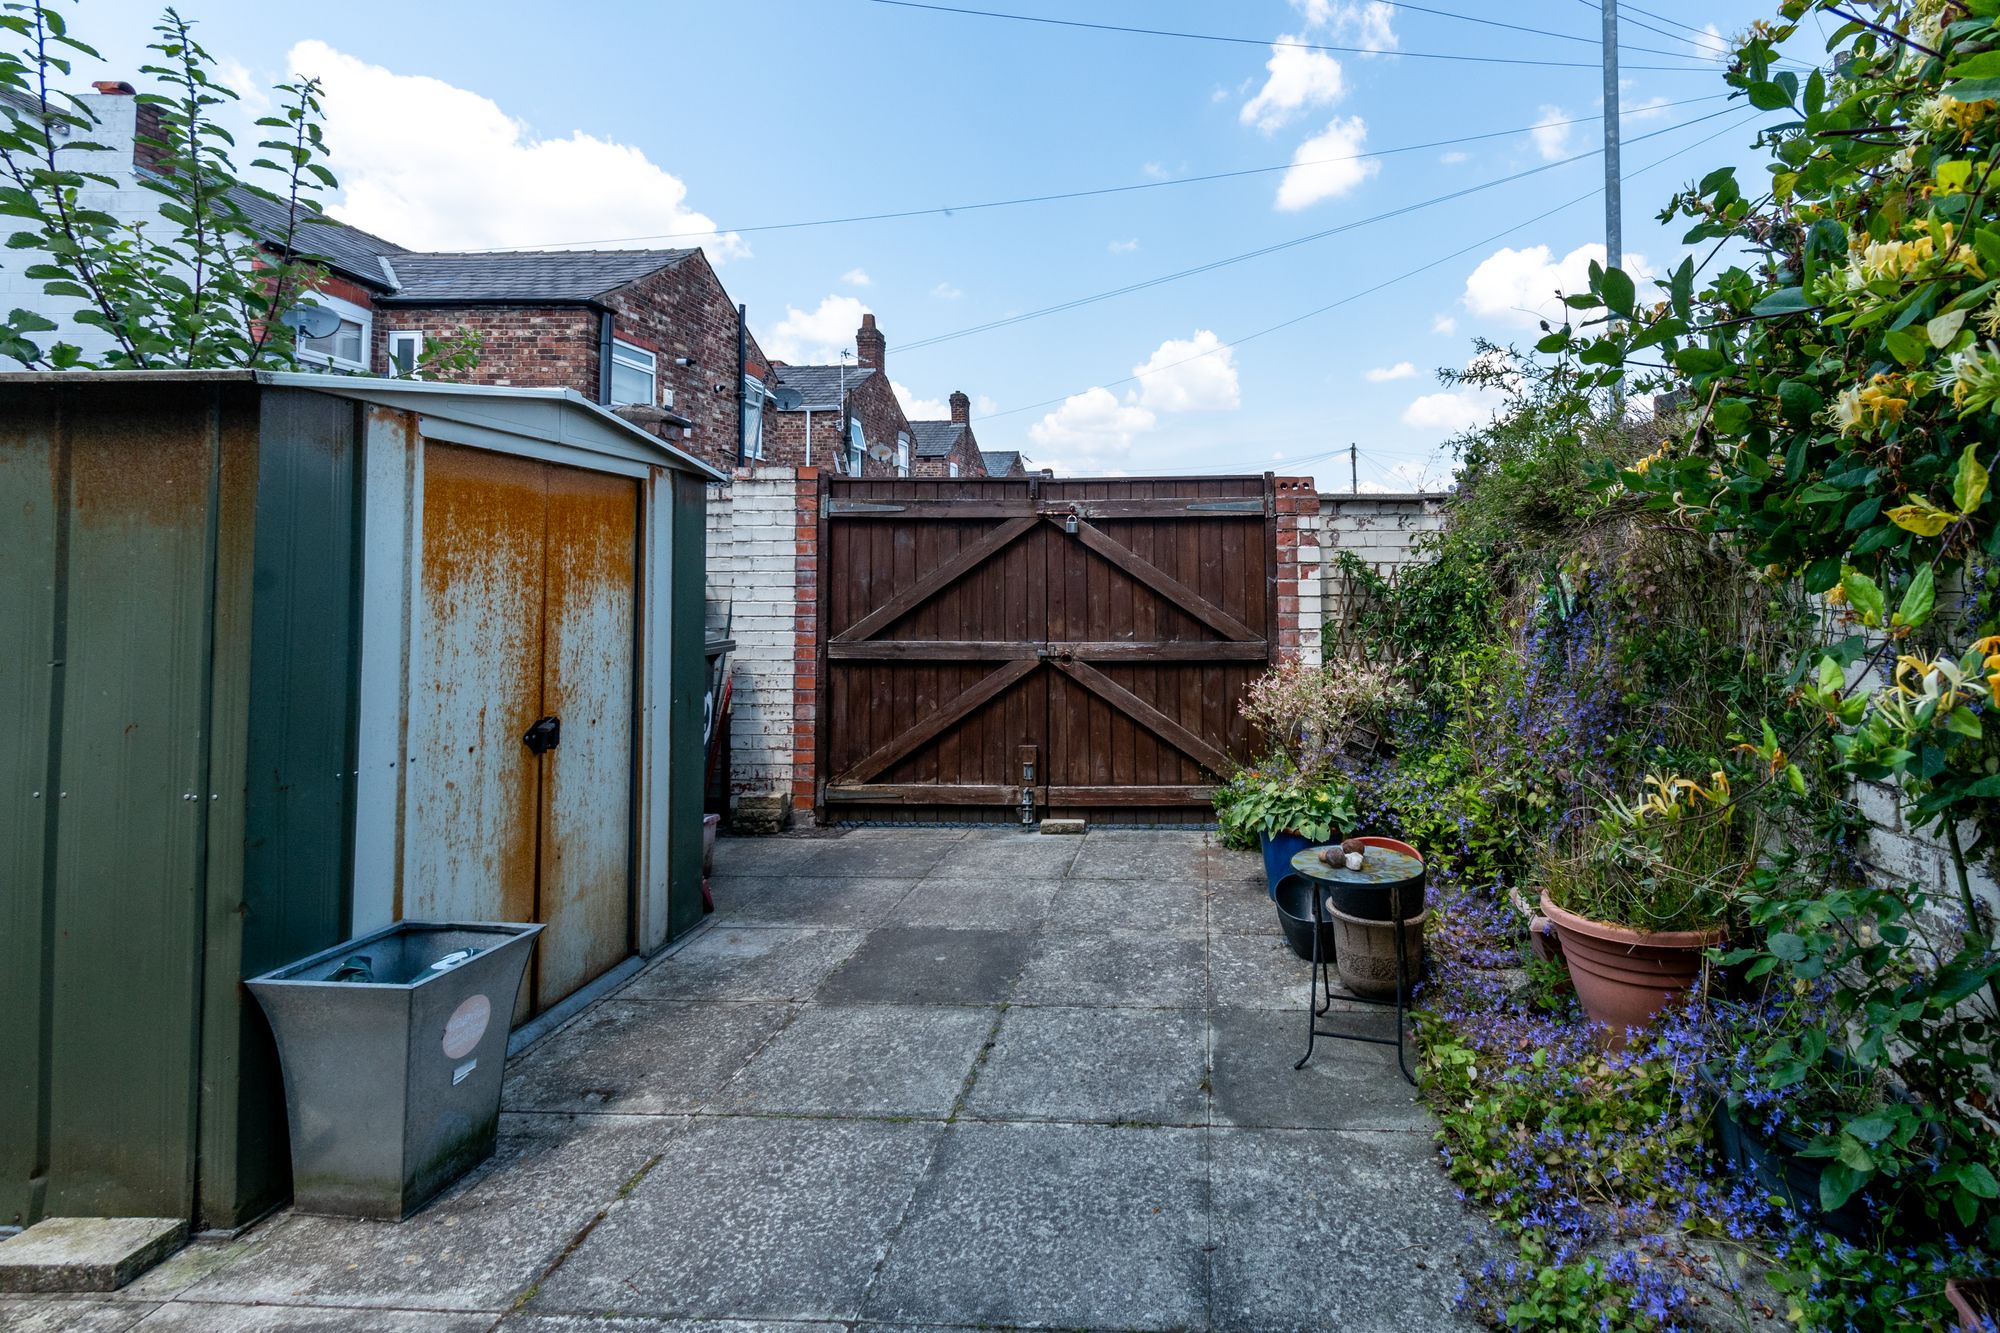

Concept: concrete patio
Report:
left=3, top=826, right=1488, bottom=1333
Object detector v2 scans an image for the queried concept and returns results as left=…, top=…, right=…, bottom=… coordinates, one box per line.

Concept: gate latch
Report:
left=1018, top=744, right=1038, bottom=826
left=523, top=715, right=562, bottom=755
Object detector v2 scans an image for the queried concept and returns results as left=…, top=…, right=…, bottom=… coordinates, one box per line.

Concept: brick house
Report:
left=764, top=314, right=917, bottom=477
left=907, top=390, right=987, bottom=478
left=978, top=450, right=1049, bottom=478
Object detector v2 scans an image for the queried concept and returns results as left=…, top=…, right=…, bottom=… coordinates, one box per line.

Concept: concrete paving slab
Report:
left=1012, top=929, right=1206, bottom=1008
left=887, top=877, right=1061, bottom=931
left=714, top=1004, right=992, bottom=1117
left=813, top=928, right=1033, bottom=1006
left=1208, top=1127, right=1485, bottom=1333
left=528, top=1117, right=941, bottom=1320
left=800, top=837, right=957, bottom=879
left=1207, top=878, right=1279, bottom=935
left=504, top=1001, right=796, bottom=1115
left=1207, top=931, right=1372, bottom=1012
left=179, top=1114, right=676, bottom=1313
left=0, top=1298, right=157, bottom=1331
left=1044, top=877, right=1204, bottom=935
left=927, top=830, right=1082, bottom=879
left=132, top=1305, right=493, bottom=1330
left=1209, top=1007, right=1423, bottom=1131
left=503, top=1319, right=834, bottom=1333
left=963, top=1007, right=1208, bottom=1126
left=0, top=1218, right=186, bottom=1295
left=711, top=876, right=919, bottom=928
left=1065, top=829, right=1212, bottom=882
left=709, top=836, right=827, bottom=877
left=621, top=928, right=865, bottom=1003
left=1201, top=843, right=1266, bottom=885
left=863, top=1122, right=1207, bottom=1330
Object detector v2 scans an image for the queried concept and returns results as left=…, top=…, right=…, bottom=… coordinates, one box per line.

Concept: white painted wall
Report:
left=704, top=469, right=803, bottom=820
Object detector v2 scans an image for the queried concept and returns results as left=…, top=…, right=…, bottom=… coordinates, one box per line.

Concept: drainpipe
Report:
left=596, top=310, right=614, bottom=406
left=735, top=302, right=747, bottom=469
left=804, top=409, right=813, bottom=466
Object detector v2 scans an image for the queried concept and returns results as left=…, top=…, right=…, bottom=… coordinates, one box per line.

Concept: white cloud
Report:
left=1365, top=361, right=1416, bottom=382
left=289, top=40, right=743, bottom=258
left=1276, top=115, right=1379, bottom=210
left=1142, top=161, right=1173, bottom=180
left=1028, top=387, right=1157, bottom=463
left=841, top=267, right=872, bottom=287
left=761, top=294, right=868, bottom=364
left=1293, top=0, right=1398, bottom=52
left=974, top=394, right=1000, bottom=417
left=1108, top=237, right=1140, bottom=254
left=892, top=382, right=951, bottom=421
left=931, top=282, right=964, bottom=300
left=1239, top=38, right=1346, bottom=134
left=1402, top=390, right=1500, bottom=434
left=1462, top=242, right=1654, bottom=328
left=1431, top=314, right=1457, bottom=335
left=1132, top=331, right=1240, bottom=412
left=1530, top=105, right=1573, bottom=161
left=1440, top=150, right=1470, bottom=166
left=1624, top=95, right=1673, bottom=123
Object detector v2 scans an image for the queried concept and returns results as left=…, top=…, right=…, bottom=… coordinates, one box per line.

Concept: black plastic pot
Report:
left=1272, top=874, right=1338, bottom=962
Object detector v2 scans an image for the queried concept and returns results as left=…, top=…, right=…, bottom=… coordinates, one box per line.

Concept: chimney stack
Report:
left=949, top=390, right=970, bottom=425
left=855, top=312, right=885, bottom=373
left=91, top=80, right=136, bottom=95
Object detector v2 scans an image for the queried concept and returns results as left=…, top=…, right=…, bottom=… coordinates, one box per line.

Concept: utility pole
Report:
left=1602, top=0, right=1621, bottom=272
left=1350, top=443, right=1358, bottom=495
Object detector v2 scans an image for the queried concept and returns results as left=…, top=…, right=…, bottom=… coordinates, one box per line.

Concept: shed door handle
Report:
left=523, top=715, right=561, bottom=754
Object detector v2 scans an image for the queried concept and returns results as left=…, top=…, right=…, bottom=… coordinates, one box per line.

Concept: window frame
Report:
left=741, top=373, right=768, bottom=461
left=296, top=292, right=372, bottom=372
left=847, top=417, right=866, bottom=477
left=609, top=336, right=658, bottom=407
left=387, top=329, right=424, bottom=378
left=895, top=431, right=911, bottom=478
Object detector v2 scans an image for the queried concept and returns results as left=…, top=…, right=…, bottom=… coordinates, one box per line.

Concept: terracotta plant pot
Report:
left=1947, top=1277, right=1999, bottom=1331
left=1540, top=891, right=1720, bottom=1050
left=1328, top=904, right=1427, bottom=1000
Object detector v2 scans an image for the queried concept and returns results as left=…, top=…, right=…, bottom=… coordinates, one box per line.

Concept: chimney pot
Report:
left=91, top=80, right=136, bottom=95
left=949, top=390, right=970, bottom=424
left=855, top=313, right=886, bottom=373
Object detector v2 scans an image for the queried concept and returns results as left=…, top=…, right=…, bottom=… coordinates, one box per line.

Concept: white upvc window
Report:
left=741, top=374, right=767, bottom=460
left=895, top=431, right=911, bottom=478
left=609, top=337, right=657, bottom=407
left=948, top=460, right=960, bottom=478
left=847, top=417, right=866, bottom=476
left=387, top=330, right=424, bottom=378
left=297, top=293, right=372, bottom=372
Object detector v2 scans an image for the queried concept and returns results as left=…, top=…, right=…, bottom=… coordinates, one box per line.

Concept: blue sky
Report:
left=81, top=0, right=1791, bottom=489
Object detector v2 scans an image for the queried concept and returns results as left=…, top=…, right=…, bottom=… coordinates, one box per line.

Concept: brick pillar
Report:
left=792, top=468, right=820, bottom=815
left=1272, top=477, right=1322, bottom=667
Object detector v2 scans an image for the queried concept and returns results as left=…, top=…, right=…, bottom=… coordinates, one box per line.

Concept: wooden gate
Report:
left=820, top=475, right=1275, bottom=824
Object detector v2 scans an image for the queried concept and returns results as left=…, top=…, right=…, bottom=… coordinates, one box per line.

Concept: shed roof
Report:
left=771, top=364, right=875, bottom=411
left=909, top=420, right=965, bottom=459
left=376, top=250, right=697, bottom=304
left=0, top=370, right=721, bottom=481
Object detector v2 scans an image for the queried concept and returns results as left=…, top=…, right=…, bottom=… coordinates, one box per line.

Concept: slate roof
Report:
left=981, top=450, right=1023, bottom=476
left=771, top=364, right=875, bottom=411
left=229, top=187, right=405, bottom=290
left=376, top=249, right=697, bottom=304
left=909, top=419, right=966, bottom=459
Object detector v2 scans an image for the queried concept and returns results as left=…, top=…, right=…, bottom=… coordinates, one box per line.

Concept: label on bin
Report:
left=442, top=993, right=491, bottom=1059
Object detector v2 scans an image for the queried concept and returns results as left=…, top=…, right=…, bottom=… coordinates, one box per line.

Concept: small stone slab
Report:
left=0, top=1217, right=187, bottom=1294
left=1039, top=818, right=1086, bottom=835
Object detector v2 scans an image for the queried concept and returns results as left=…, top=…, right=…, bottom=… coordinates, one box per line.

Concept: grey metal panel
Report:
left=0, top=385, right=61, bottom=1227
left=43, top=382, right=219, bottom=1219
left=666, top=471, right=708, bottom=942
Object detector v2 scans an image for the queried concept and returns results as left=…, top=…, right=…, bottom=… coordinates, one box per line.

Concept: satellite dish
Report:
left=279, top=303, right=343, bottom=339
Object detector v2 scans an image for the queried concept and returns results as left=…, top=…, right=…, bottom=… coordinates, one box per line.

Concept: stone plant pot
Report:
left=1540, top=891, right=1720, bottom=1050
left=1328, top=905, right=1427, bottom=1000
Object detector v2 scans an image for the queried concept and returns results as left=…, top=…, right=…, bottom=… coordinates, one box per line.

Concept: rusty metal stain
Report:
left=66, top=387, right=215, bottom=527
left=405, top=443, right=545, bottom=933
left=535, top=464, right=637, bottom=1009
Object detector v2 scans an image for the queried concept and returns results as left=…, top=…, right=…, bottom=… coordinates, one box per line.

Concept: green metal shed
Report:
left=1, top=371, right=719, bottom=1233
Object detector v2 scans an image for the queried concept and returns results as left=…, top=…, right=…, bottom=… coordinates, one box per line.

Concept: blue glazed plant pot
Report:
left=1259, top=829, right=1316, bottom=898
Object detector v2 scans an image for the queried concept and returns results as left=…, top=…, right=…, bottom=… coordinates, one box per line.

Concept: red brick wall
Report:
left=909, top=425, right=988, bottom=478
left=763, top=369, right=912, bottom=477
left=369, top=304, right=599, bottom=390
left=1273, top=476, right=1319, bottom=661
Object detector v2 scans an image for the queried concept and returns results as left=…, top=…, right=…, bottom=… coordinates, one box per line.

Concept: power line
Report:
left=982, top=109, right=1762, bottom=425
left=899, top=104, right=1740, bottom=355
left=862, top=0, right=1733, bottom=71
left=463, top=94, right=1731, bottom=252
left=1322, top=0, right=1731, bottom=64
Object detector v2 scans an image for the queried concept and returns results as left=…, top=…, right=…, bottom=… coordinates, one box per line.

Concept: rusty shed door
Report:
left=406, top=442, right=637, bottom=1016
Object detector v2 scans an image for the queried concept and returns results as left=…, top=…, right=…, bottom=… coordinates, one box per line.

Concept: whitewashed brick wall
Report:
left=1296, top=492, right=1448, bottom=668
left=705, top=470, right=804, bottom=822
